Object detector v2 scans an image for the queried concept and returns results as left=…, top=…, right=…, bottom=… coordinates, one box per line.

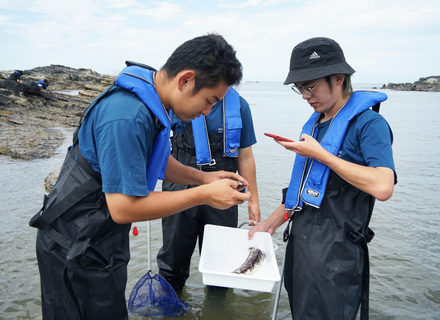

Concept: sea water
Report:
left=0, top=82, right=439, bottom=319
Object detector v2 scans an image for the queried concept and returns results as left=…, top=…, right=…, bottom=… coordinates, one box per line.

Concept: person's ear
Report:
left=177, top=70, right=196, bottom=91
left=334, top=74, right=345, bottom=86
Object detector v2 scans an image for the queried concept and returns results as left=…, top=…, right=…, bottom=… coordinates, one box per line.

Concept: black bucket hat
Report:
left=284, top=37, right=355, bottom=84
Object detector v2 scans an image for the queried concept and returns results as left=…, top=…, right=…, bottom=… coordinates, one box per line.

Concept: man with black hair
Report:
left=31, top=33, right=249, bottom=320
left=37, top=79, right=49, bottom=90
left=25, top=79, right=50, bottom=91
left=249, top=37, right=397, bottom=320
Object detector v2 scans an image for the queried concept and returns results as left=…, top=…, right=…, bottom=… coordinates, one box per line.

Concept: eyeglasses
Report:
left=291, top=79, right=324, bottom=96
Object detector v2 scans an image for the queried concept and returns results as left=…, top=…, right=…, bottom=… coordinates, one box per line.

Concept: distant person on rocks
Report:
left=1, top=70, right=23, bottom=95
left=249, top=37, right=397, bottom=320
left=7, top=70, right=22, bottom=82
left=36, top=79, right=49, bottom=90
left=24, top=79, right=50, bottom=92
left=30, top=33, right=248, bottom=320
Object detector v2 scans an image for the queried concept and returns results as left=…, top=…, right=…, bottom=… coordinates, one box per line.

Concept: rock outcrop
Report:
left=0, top=65, right=116, bottom=159
left=381, top=76, right=440, bottom=92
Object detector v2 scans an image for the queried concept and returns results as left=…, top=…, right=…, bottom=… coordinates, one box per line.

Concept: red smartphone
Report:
left=264, top=132, right=294, bottom=142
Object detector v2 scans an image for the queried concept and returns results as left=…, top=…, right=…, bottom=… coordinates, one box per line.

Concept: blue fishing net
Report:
left=128, top=271, right=188, bottom=317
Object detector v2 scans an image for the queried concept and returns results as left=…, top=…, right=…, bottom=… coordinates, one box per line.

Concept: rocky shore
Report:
left=2, top=67, right=439, bottom=161
left=0, top=65, right=116, bottom=160
left=381, top=76, right=440, bottom=92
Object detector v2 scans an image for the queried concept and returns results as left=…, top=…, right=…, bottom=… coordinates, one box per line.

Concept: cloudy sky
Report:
left=1, top=0, right=439, bottom=84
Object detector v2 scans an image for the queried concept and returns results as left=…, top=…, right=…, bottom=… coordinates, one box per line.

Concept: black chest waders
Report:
left=277, top=172, right=375, bottom=320
left=30, top=90, right=131, bottom=320
left=273, top=102, right=382, bottom=320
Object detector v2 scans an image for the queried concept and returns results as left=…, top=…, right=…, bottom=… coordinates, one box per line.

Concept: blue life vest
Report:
left=285, top=91, right=387, bottom=211
left=191, top=87, right=242, bottom=165
left=115, top=66, right=171, bottom=191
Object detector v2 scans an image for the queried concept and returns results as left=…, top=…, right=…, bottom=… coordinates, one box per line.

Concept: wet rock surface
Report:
left=0, top=65, right=116, bottom=159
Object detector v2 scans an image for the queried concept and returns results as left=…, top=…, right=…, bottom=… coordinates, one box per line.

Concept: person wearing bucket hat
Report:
left=249, top=37, right=397, bottom=320
left=283, top=37, right=355, bottom=84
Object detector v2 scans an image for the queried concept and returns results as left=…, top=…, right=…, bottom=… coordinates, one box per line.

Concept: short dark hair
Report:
left=324, top=74, right=353, bottom=97
left=162, top=33, right=242, bottom=94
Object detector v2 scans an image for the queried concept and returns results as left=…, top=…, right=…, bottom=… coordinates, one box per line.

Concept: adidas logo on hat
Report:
left=309, top=52, right=320, bottom=59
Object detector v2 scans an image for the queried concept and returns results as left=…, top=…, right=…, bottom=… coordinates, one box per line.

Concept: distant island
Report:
left=381, top=76, right=440, bottom=92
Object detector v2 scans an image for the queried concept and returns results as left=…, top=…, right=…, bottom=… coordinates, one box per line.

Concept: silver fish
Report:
left=233, top=246, right=265, bottom=275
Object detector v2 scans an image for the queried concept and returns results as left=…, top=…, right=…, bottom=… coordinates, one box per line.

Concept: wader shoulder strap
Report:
left=29, top=126, right=103, bottom=230
left=29, top=149, right=102, bottom=230
left=71, top=127, right=102, bottom=183
left=372, top=102, right=380, bottom=113
left=30, top=85, right=115, bottom=230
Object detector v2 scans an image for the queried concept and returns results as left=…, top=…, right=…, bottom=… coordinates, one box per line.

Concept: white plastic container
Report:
left=198, top=224, right=281, bottom=292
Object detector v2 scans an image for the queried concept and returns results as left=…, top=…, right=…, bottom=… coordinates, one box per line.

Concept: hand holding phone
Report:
left=237, top=182, right=247, bottom=193
left=264, top=132, right=294, bottom=142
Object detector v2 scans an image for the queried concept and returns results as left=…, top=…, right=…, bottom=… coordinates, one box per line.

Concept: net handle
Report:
left=147, top=220, right=151, bottom=272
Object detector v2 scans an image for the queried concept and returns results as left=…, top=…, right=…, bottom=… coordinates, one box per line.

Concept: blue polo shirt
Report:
left=78, top=86, right=160, bottom=197
left=318, top=109, right=395, bottom=172
left=38, top=80, right=49, bottom=89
